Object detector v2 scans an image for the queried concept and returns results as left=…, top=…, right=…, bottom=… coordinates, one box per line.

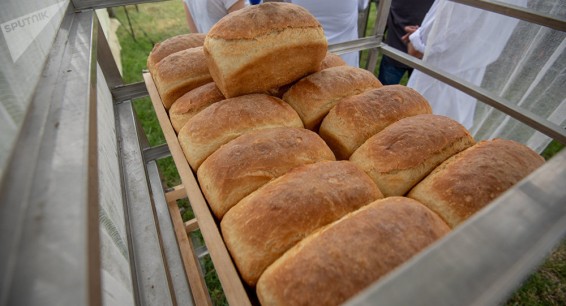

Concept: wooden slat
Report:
left=165, top=184, right=187, bottom=203
left=167, top=199, right=212, bottom=306
left=143, top=73, right=251, bottom=306
left=185, top=219, right=199, bottom=234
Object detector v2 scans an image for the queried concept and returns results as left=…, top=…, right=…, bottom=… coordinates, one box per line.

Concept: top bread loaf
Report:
left=204, top=2, right=328, bottom=98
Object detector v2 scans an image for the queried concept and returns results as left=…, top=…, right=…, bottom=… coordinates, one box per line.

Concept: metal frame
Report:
left=1, top=0, right=564, bottom=305
left=0, top=4, right=101, bottom=305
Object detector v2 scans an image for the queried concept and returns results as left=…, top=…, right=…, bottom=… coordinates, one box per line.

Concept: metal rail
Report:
left=379, top=44, right=566, bottom=145
left=450, top=0, right=566, bottom=32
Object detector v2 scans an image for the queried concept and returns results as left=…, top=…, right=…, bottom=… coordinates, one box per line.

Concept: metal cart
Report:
left=0, top=0, right=564, bottom=305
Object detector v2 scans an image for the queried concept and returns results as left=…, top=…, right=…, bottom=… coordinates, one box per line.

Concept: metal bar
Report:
left=328, top=37, right=381, bottom=56
left=73, top=0, right=169, bottom=11
left=365, top=0, right=391, bottom=71
left=147, top=160, right=195, bottom=306
left=380, top=44, right=566, bottom=145
left=116, top=99, right=174, bottom=306
left=0, top=6, right=102, bottom=305
left=112, top=82, right=149, bottom=103
left=449, top=0, right=566, bottom=32
left=346, top=149, right=566, bottom=306
left=97, top=17, right=123, bottom=89
left=143, top=144, right=171, bottom=163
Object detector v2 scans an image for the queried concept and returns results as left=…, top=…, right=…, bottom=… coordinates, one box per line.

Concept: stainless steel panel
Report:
left=0, top=0, right=70, bottom=181
left=346, top=150, right=566, bottom=306
left=0, top=9, right=101, bottom=306
left=116, top=99, right=174, bottom=306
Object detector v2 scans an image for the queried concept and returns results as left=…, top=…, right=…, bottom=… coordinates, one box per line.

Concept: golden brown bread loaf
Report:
left=146, top=33, right=206, bottom=73
left=169, top=82, right=225, bottom=133
left=349, top=114, right=475, bottom=197
left=282, top=66, right=383, bottom=130
left=178, top=94, right=303, bottom=171
left=197, top=127, right=336, bottom=219
left=221, top=161, right=383, bottom=286
left=320, top=85, right=432, bottom=159
left=153, top=46, right=212, bottom=110
left=204, top=3, right=327, bottom=98
left=408, top=138, right=545, bottom=228
left=266, top=52, right=348, bottom=98
left=319, top=51, right=347, bottom=70
left=256, top=197, right=450, bottom=306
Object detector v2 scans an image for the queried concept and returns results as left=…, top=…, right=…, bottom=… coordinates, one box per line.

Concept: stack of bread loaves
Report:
left=147, top=2, right=545, bottom=305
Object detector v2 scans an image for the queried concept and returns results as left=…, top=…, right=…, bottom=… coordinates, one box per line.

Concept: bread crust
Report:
left=147, top=33, right=205, bottom=73
left=350, top=114, right=475, bottom=197
left=169, top=82, right=225, bottom=133
left=256, top=197, right=450, bottom=306
left=207, top=2, right=323, bottom=40
left=221, top=161, right=383, bottom=286
left=408, top=138, right=545, bottom=228
left=153, top=47, right=212, bottom=109
left=204, top=3, right=327, bottom=98
left=197, top=127, right=336, bottom=220
left=320, top=85, right=432, bottom=159
left=282, top=66, right=382, bottom=130
left=319, top=52, right=347, bottom=70
left=178, top=94, right=303, bottom=171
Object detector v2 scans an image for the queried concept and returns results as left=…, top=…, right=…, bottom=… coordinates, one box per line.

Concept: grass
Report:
left=109, top=2, right=564, bottom=305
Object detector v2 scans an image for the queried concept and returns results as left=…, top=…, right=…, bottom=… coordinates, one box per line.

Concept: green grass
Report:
left=110, top=2, right=564, bottom=305
left=111, top=4, right=227, bottom=305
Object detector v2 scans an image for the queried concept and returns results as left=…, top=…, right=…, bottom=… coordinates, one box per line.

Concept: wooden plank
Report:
left=184, top=219, right=199, bottom=233
left=165, top=184, right=187, bottom=203
left=143, top=73, right=251, bottom=306
left=167, top=199, right=212, bottom=306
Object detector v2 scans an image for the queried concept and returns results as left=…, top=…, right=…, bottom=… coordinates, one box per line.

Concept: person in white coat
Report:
left=290, top=0, right=369, bottom=67
left=406, top=0, right=526, bottom=129
left=183, top=0, right=247, bottom=33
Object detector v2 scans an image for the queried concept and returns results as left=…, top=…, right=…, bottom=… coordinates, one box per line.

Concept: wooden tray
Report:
left=143, top=73, right=252, bottom=306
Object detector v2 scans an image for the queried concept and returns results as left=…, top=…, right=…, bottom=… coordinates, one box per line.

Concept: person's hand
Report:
left=401, top=25, right=419, bottom=44
left=407, top=41, right=423, bottom=59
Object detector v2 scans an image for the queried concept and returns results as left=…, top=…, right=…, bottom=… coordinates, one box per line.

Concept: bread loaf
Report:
left=350, top=114, right=475, bottom=197
left=169, top=82, right=225, bottom=133
left=178, top=94, right=303, bottom=171
left=147, top=33, right=206, bottom=73
left=204, top=3, right=327, bottom=98
left=282, top=66, right=382, bottom=130
left=408, top=138, right=545, bottom=228
left=153, top=46, right=212, bottom=109
left=320, top=85, right=432, bottom=159
left=319, top=51, right=347, bottom=70
left=221, top=161, right=383, bottom=286
left=256, top=197, right=450, bottom=306
left=197, top=127, right=336, bottom=220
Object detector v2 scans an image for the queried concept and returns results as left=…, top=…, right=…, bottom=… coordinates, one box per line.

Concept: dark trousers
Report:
left=378, top=55, right=413, bottom=85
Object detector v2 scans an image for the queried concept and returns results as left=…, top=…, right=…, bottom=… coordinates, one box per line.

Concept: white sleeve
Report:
left=409, top=28, right=426, bottom=53
left=408, top=0, right=441, bottom=53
